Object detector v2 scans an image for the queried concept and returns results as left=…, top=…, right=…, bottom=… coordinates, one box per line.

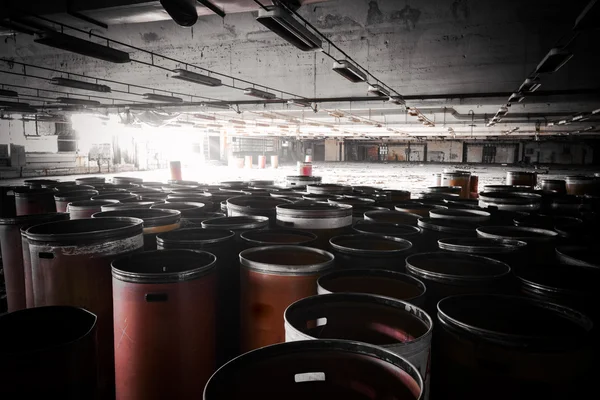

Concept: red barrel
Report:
left=506, top=171, right=537, bottom=188
left=67, top=199, right=120, bottom=219
left=14, top=187, right=56, bottom=215
left=257, top=155, right=267, bottom=169
left=24, top=217, right=144, bottom=396
left=0, top=306, right=98, bottom=398
left=240, top=246, right=334, bottom=352
left=204, top=339, right=424, bottom=399
left=297, top=161, right=312, bottom=176
left=54, top=190, right=99, bottom=213
left=169, top=161, right=183, bottom=181
left=0, top=213, right=69, bottom=311
left=112, top=250, right=217, bottom=399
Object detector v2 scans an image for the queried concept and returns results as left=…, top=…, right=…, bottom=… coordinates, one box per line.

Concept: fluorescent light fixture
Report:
left=143, top=93, right=184, bottom=103
left=171, top=69, right=222, bottom=86
left=367, top=84, right=390, bottom=97
left=332, top=60, right=367, bottom=83
left=0, top=89, right=18, bottom=97
left=348, top=117, right=362, bottom=123
left=407, top=108, right=419, bottom=116
left=288, top=99, right=312, bottom=108
left=508, top=92, right=525, bottom=103
left=388, top=96, right=405, bottom=105
left=51, top=77, right=111, bottom=93
left=57, top=97, right=101, bottom=106
left=535, top=48, right=574, bottom=74
left=518, top=78, right=541, bottom=93
left=244, top=88, right=277, bottom=100
left=557, top=120, right=569, bottom=125
left=255, top=122, right=270, bottom=127
left=256, top=6, right=322, bottom=51
left=572, top=113, right=589, bottom=122
left=202, top=103, right=230, bottom=110
left=35, top=31, right=131, bottom=63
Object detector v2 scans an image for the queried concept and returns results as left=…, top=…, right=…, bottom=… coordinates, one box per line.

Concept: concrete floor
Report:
left=2, top=162, right=598, bottom=195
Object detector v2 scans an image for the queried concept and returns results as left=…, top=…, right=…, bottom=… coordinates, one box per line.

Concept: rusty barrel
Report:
left=204, top=339, right=423, bottom=399
left=276, top=202, right=353, bottom=249
left=93, top=208, right=181, bottom=250
left=329, top=234, right=412, bottom=271
left=476, top=226, right=559, bottom=265
left=14, top=187, right=56, bottom=215
left=434, top=294, right=593, bottom=399
left=506, top=170, right=537, bottom=188
left=0, top=213, right=69, bottom=311
left=156, top=228, right=237, bottom=366
left=227, top=196, right=291, bottom=227
left=67, top=199, right=120, bottom=219
left=285, top=293, right=432, bottom=398
left=239, top=245, right=334, bottom=352
left=0, top=306, right=98, bottom=398
left=24, top=217, right=144, bottom=395
left=405, top=252, right=512, bottom=317
left=112, top=250, right=216, bottom=399
left=541, top=179, right=567, bottom=195
left=441, top=171, right=471, bottom=199
left=566, top=175, right=600, bottom=196
left=317, top=268, right=426, bottom=306
left=240, top=229, right=318, bottom=248
left=54, top=190, right=99, bottom=213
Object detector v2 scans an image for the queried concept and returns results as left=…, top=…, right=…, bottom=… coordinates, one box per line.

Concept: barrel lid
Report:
left=438, top=237, right=527, bottom=254
left=201, top=216, right=269, bottom=230
left=157, top=228, right=235, bottom=246
left=23, top=179, right=59, bottom=187
left=221, top=180, right=248, bottom=188
left=240, top=245, right=334, bottom=275
left=67, top=199, right=119, bottom=209
left=442, top=171, right=471, bottom=177
left=565, top=175, right=596, bottom=182
left=364, top=210, right=421, bottom=225
left=75, top=176, right=105, bottom=182
left=240, top=229, right=317, bottom=246
left=112, top=249, right=216, bottom=283
left=516, top=263, right=598, bottom=297
left=25, top=216, right=143, bottom=244
left=227, top=196, right=291, bottom=211
left=328, top=197, right=376, bottom=206
left=270, top=190, right=303, bottom=199
left=429, top=208, right=491, bottom=222
left=151, top=202, right=204, bottom=211
left=418, top=217, right=479, bottom=234
left=437, top=294, right=592, bottom=349
left=276, top=202, right=352, bottom=218
left=306, top=183, right=353, bottom=195
left=92, top=209, right=180, bottom=228
left=53, top=190, right=99, bottom=201
left=302, top=194, right=339, bottom=201
left=478, top=191, right=541, bottom=204
left=286, top=175, right=322, bottom=181
left=406, top=252, right=511, bottom=283
left=476, top=226, right=558, bottom=242
left=53, top=184, right=94, bottom=192
left=353, top=221, right=422, bottom=237
left=0, top=212, right=69, bottom=226
left=555, top=246, right=600, bottom=270
left=112, top=176, right=143, bottom=183
left=426, top=186, right=462, bottom=193
left=330, top=234, right=412, bottom=256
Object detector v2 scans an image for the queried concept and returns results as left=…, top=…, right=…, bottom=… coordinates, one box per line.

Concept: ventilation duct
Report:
left=256, top=6, right=322, bottom=51
left=171, top=69, right=222, bottom=86
left=244, top=88, right=277, bottom=100
left=159, top=0, right=198, bottom=27
left=35, top=31, right=131, bottom=63
left=51, top=77, right=112, bottom=93
left=535, top=48, right=574, bottom=74
left=0, top=89, right=18, bottom=97
left=143, top=93, right=184, bottom=102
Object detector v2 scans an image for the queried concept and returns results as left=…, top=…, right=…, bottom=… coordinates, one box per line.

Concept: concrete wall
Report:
left=524, top=142, right=594, bottom=165
left=324, top=139, right=340, bottom=161
left=426, top=141, right=463, bottom=162
left=0, top=119, right=58, bottom=153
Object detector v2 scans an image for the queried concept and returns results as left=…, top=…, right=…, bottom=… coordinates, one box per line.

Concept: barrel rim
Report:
left=227, top=195, right=291, bottom=211
left=240, top=245, right=334, bottom=275
left=437, top=294, right=593, bottom=349
left=276, top=202, right=352, bottom=218
left=478, top=191, right=542, bottom=204
left=203, top=339, right=424, bottom=400
left=53, top=190, right=99, bottom=201
left=476, top=225, right=559, bottom=240
left=91, top=193, right=137, bottom=201
left=156, top=227, right=235, bottom=246
left=418, top=217, right=479, bottom=234
left=92, top=208, right=181, bottom=227
left=329, top=234, right=413, bottom=255
left=13, top=187, right=55, bottom=196
left=240, top=229, right=318, bottom=246
left=364, top=210, right=422, bottom=222
left=0, top=212, right=69, bottom=225
left=111, top=249, right=216, bottom=283
left=317, top=268, right=427, bottom=300
left=438, top=237, right=527, bottom=254
left=24, top=216, right=144, bottom=243
left=201, top=215, right=269, bottom=229
left=406, top=251, right=511, bottom=282
left=353, top=221, right=422, bottom=236
left=555, top=245, right=600, bottom=269
left=506, top=170, right=537, bottom=176
left=429, top=208, right=491, bottom=220
left=150, top=201, right=205, bottom=211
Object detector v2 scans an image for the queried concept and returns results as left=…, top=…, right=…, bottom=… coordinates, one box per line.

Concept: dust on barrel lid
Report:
left=437, top=294, right=593, bottom=349
left=555, top=246, right=600, bottom=270
left=239, top=246, right=334, bottom=275
left=406, top=252, right=511, bottom=283
left=240, top=229, right=317, bottom=246
left=418, top=217, right=480, bottom=235
left=330, top=234, right=412, bottom=256
left=201, top=215, right=269, bottom=230
left=24, top=217, right=144, bottom=245
left=438, top=238, right=527, bottom=254
left=92, top=208, right=180, bottom=228
left=476, top=226, right=558, bottom=243
left=111, top=249, right=216, bottom=284
left=354, top=221, right=422, bottom=238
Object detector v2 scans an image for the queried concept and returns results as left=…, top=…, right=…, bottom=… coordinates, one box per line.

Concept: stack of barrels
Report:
left=0, top=172, right=598, bottom=400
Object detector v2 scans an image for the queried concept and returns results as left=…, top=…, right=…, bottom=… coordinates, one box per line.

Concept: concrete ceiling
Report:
left=1, top=0, right=599, bottom=140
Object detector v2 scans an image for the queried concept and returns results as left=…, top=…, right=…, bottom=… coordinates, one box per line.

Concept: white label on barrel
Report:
left=295, top=372, right=325, bottom=383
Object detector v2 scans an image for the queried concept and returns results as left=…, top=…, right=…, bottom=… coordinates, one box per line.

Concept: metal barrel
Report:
left=276, top=202, right=353, bottom=250
left=240, top=229, right=318, bottom=248
left=226, top=196, right=291, bottom=227
left=540, top=179, right=567, bottom=195
left=23, top=179, right=59, bottom=189
left=437, top=237, right=527, bottom=267
left=112, top=176, right=143, bottom=185
left=478, top=191, right=542, bottom=211
left=329, top=234, right=413, bottom=271
left=204, top=339, right=423, bottom=400
left=75, top=176, right=106, bottom=185
left=24, top=217, right=144, bottom=396
left=306, top=183, right=353, bottom=196
left=429, top=208, right=491, bottom=223
left=67, top=199, right=120, bottom=219
left=506, top=170, right=537, bottom=188
left=555, top=245, right=599, bottom=269
left=156, top=228, right=237, bottom=366
left=0, top=185, right=19, bottom=217
left=182, top=212, right=226, bottom=226
left=112, top=250, right=217, bottom=399
left=92, top=192, right=138, bottom=202
left=364, top=210, right=421, bottom=226
left=565, top=175, right=600, bottom=196
left=53, top=190, right=99, bottom=213
left=239, top=245, right=334, bottom=352
left=441, top=171, right=471, bottom=199
left=395, top=202, right=445, bottom=218
left=0, top=306, right=98, bottom=398
left=150, top=201, right=205, bottom=215
left=405, top=252, right=512, bottom=317
left=317, top=268, right=427, bottom=307
left=482, top=184, right=534, bottom=193
left=285, top=293, right=432, bottom=399
left=53, top=184, right=95, bottom=192
left=417, top=217, right=480, bottom=252
left=375, top=189, right=412, bottom=203
left=201, top=216, right=269, bottom=236
left=93, top=208, right=181, bottom=250
left=14, top=187, right=56, bottom=215
left=100, top=201, right=155, bottom=211
left=286, top=175, right=322, bottom=187
left=434, top=294, right=593, bottom=399
left=0, top=213, right=69, bottom=311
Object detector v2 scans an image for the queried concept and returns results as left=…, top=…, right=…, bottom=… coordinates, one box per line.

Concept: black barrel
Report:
left=476, top=226, right=559, bottom=265
left=100, top=201, right=156, bottom=211
left=353, top=221, right=423, bottom=242
left=112, top=176, right=143, bottom=185
left=286, top=175, right=322, bottom=187
left=317, top=268, right=426, bottom=307
left=329, top=234, right=412, bottom=270
left=227, top=196, right=291, bottom=227
left=54, top=190, right=99, bottom=213
left=437, top=237, right=527, bottom=267
left=92, top=192, right=138, bottom=202
left=75, top=176, right=105, bottom=186
left=0, top=306, right=98, bottom=398
left=555, top=245, right=599, bottom=269
left=183, top=212, right=226, bottom=226
left=0, top=186, right=19, bottom=217
left=306, top=183, right=352, bottom=196
left=434, top=294, right=593, bottom=399
left=540, top=179, right=567, bottom=195
left=364, top=210, right=421, bottom=226
left=204, top=339, right=424, bottom=400
left=429, top=208, right=490, bottom=223
left=417, top=217, right=480, bottom=252
left=478, top=191, right=541, bottom=211
left=240, top=229, right=317, bottom=248
left=23, top=179, right=59, bottom=189
left=405, top=252, right=512, bottom=317
left=14, top=187, right=56, bottom=215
